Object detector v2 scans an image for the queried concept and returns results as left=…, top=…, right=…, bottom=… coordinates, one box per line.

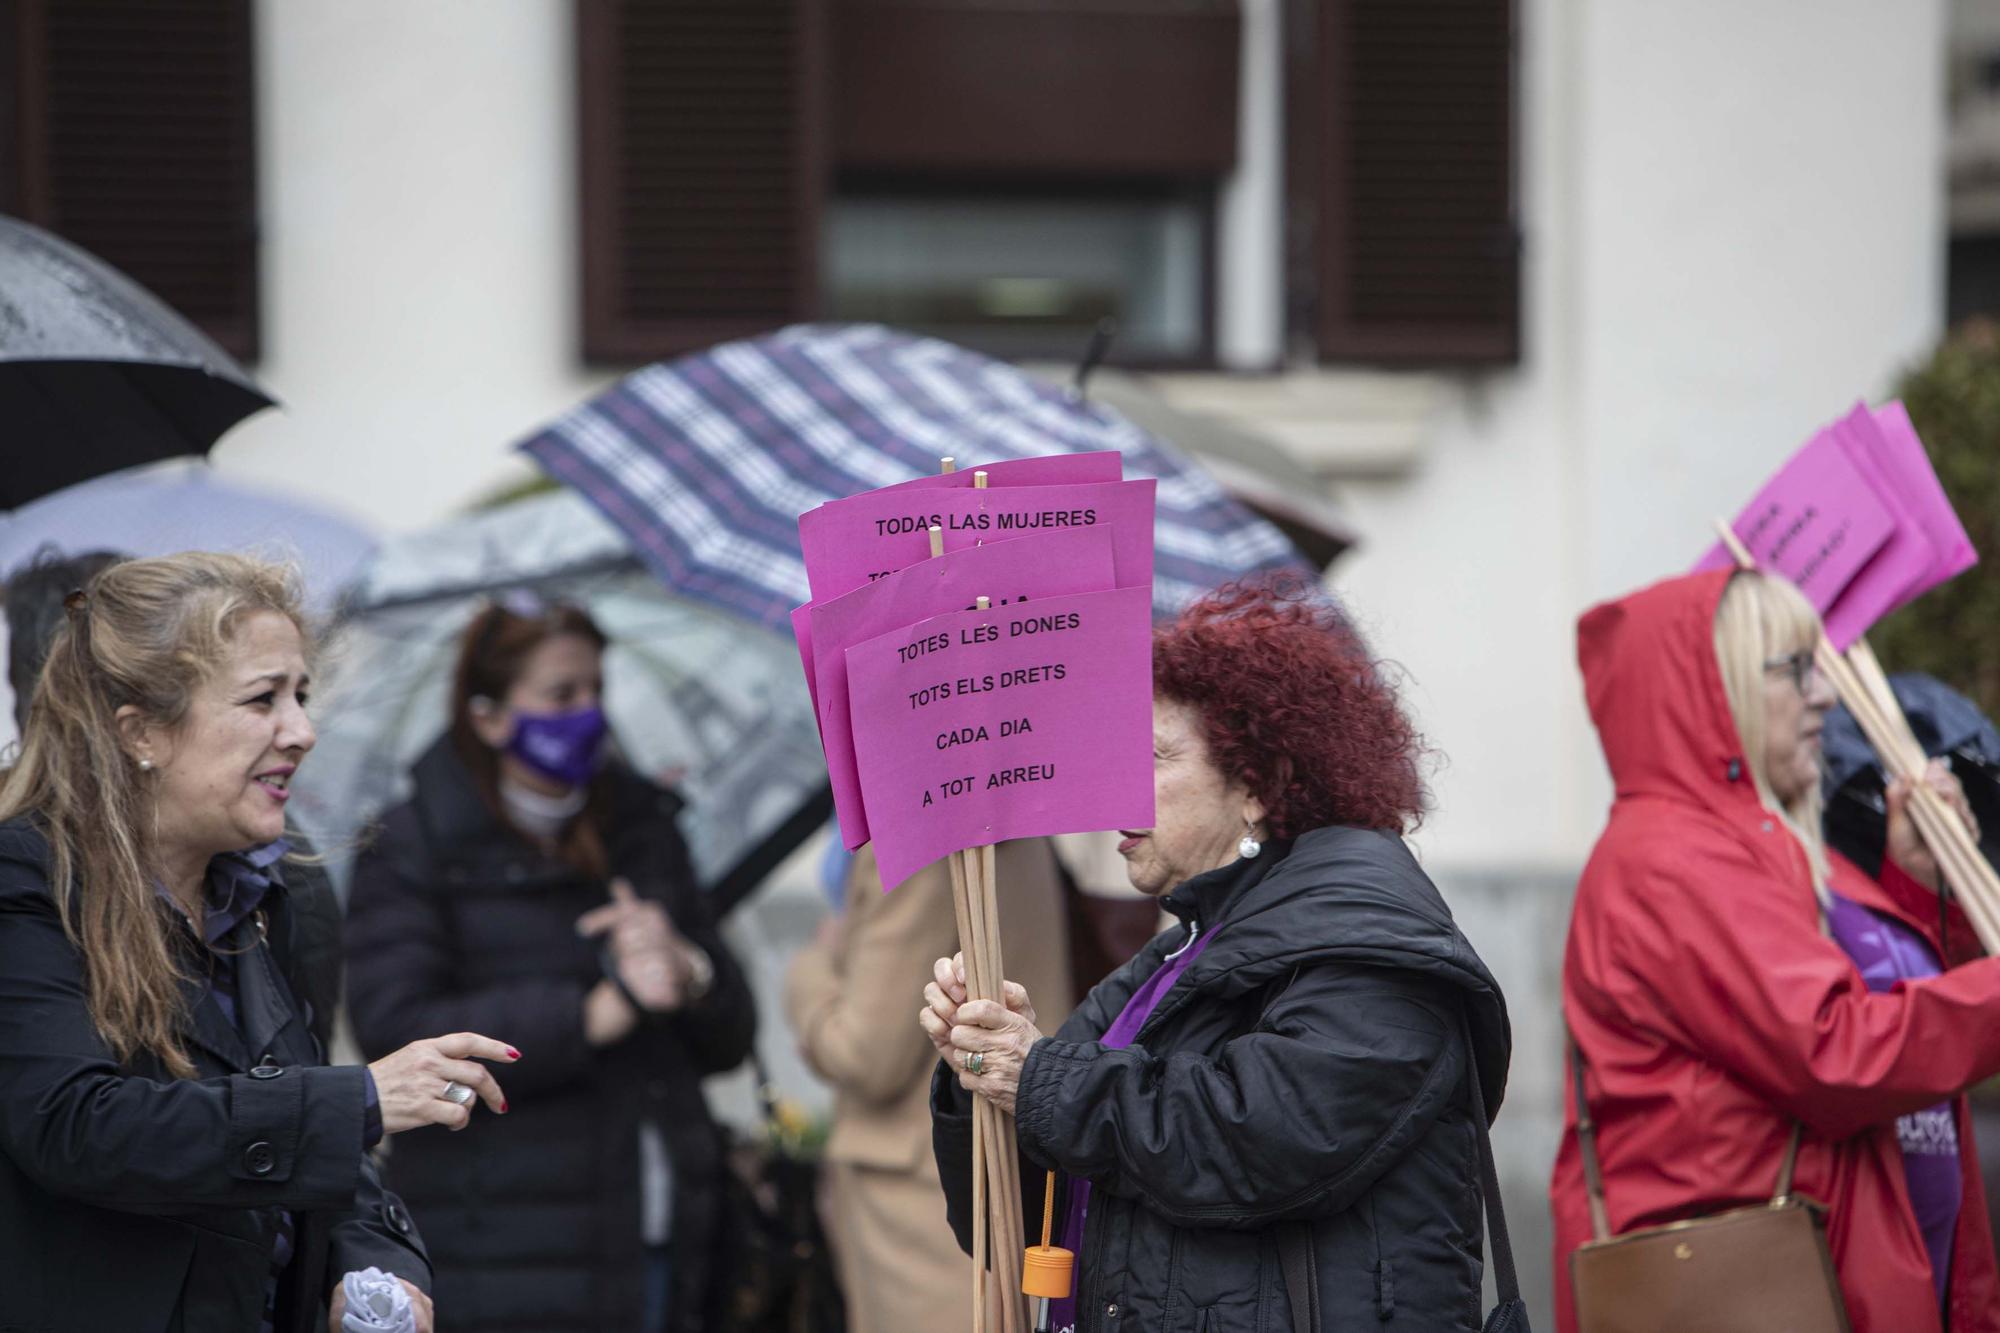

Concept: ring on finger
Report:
left=441, top=1080, right=475, bottom=1107
left=961, top=1051, right=985, bottom=1076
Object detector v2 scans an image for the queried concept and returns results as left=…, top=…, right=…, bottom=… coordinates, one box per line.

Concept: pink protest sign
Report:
left=1862, top=401, right=1976, bottom=598
left=1694, top=401, right=1977, bottom=648
left=792, top=452, right=1124, bottom=720
left=845, top=585, right=1155, bottom=891
left=809, top=527, right=1120, bottom=849
left=873, top=451, right=1123, bottom=494
left=799, top=478, right=1156, bottom=603
left=1817, top=404, right=1943, bottom=648
left=790, top=605, right=823, bottom=722
left=1692, top=431, right=1896, bottom=625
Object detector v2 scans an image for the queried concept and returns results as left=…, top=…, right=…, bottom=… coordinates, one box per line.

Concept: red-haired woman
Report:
left=345, top=596, right=755, bottom=1333
left=919, top=580, right=1513, bottom=1332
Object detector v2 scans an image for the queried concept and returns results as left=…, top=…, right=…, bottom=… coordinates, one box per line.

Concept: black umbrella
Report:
left=0, top=214, right=274, bottom=507
left=1822, top=672, right=2000, bottom=882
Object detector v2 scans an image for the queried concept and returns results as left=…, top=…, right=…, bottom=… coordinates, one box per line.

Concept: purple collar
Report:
left=155, top=840, right=289, bottom=947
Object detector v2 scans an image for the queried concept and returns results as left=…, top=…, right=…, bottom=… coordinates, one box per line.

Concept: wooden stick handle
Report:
left=1041, top=1168, right=1057, bottom=1248
left=1712, top=517, right=1755, bottom=570
left=948, top=851, right=988, bottom=1332
left=972, top=1095, right=989, bottom=1331
left=973, top=843, right=1027, bottom=1333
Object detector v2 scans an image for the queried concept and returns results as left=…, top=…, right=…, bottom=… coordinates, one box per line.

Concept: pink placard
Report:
left=1819, top=404, right=1941, bottom=648
left=799, top=479, right=1156, bottom=604
left=1865, top=401, right=1977, bottom=598
left=845, top=585, right=1155, bottom=891
left=793, top=453, right=1123, bottom=722
left=872, top=451, right=1124, bottom=494
left=1692, top=430, right=1897, bottom=623
left=809, top=527, right=1120, bottom=848
left=789, top=604, right=823, bottom=725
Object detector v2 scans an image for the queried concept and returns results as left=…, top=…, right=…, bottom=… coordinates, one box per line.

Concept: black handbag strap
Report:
left=1461, top=1008, right=1523, bottom=1310
left=1280, top=1007, right=1520, bottom=1329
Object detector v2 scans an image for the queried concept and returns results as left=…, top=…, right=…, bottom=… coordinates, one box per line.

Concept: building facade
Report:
left=3, top=0, right=1956, bottom=1319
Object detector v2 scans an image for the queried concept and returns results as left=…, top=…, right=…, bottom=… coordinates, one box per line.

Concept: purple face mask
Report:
left=508, top=705, right=609, bottom=788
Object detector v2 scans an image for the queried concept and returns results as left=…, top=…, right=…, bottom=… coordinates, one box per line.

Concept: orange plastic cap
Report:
left=1021, top=1245, right=1075, bottom=1299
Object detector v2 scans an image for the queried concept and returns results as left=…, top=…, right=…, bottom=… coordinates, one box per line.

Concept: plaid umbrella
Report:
left=518, top=324, right=1313, bottom=629
left=291, top=489, right=827, bottom=913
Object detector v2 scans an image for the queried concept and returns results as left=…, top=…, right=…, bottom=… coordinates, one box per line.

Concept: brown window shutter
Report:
left=578, top=0, right=825, bottom=365
left=3, top=0, right=260, bottom=361
left=832, top=0, right=1240, bottom=179
left=1289, top=0, right=1518, bottom=366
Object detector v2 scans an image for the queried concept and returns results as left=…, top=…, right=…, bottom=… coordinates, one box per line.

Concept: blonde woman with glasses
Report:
left=1552, top=569, right=2000, bottom=1333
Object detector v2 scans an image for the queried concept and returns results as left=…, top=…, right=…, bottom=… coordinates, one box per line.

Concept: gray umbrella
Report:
left=290, top=488, right=829, bottom=915
left=0, top=214, right=274, bottom=507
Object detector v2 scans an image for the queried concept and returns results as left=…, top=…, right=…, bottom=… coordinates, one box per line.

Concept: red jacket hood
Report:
left=1577, top=569, right=1768, bottom=825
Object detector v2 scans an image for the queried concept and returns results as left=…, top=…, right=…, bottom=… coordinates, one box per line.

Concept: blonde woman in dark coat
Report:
left=0, top=553, right=512, bottom=1333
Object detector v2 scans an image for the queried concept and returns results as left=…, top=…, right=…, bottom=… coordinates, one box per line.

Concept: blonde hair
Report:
left=1712, top=571, right=1830, bottom=894
left=0, top=552, right=309, bottom=1077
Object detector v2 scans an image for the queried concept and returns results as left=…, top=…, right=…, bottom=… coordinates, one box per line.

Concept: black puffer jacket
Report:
left=345, top=739, right=756, bottom=1333
left=934, top=825, right=1511, bottom=1332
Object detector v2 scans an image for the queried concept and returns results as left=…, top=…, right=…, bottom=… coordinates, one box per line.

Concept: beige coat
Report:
left=785, top=839, right=1074, bottom=1333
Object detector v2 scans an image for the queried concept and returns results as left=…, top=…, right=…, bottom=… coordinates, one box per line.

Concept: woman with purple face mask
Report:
left=344, top=596, right=756, bottom=1333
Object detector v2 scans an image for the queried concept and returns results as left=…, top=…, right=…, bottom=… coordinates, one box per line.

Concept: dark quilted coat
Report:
left=345, top=738, right=755, bottom=1332
left=935, top=825, right=1511, bottom=1332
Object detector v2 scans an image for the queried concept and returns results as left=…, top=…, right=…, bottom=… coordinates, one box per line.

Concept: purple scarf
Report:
left=1047, top=923, right=1217, bottom=1332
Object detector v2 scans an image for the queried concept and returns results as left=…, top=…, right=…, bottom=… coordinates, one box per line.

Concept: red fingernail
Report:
left=500, top=1100, right=510, bottom=1113
left=506, top=1047, right=522, bottom=1060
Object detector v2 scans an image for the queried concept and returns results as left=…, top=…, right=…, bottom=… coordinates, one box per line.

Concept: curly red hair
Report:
left=1153, top=577, right=1427, bottom=837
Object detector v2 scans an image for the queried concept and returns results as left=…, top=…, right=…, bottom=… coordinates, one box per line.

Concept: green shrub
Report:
left=1869, top=320, right=2000, bottom=717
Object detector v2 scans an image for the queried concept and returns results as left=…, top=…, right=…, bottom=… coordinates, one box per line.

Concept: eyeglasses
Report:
left=1762, top=650, right=1817, bottom=694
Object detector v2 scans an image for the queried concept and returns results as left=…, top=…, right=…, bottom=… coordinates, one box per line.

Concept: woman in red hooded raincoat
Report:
left=1551, top=568, right=2000, bottom=1333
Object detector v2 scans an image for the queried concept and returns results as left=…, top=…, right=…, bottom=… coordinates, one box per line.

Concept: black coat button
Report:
left=249, top=1064, right=284, bottom=1080
left=384, top=1200, right=413, bottom=1235
left=244, top=1141, right=276, bottom=1176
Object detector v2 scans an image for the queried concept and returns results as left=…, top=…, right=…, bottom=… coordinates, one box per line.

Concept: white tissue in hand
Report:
left=341, top=1268, right=416, bottom=1333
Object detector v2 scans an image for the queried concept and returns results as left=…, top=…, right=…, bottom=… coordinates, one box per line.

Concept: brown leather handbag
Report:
left=1567, top=1035, right=1851, bottom=1333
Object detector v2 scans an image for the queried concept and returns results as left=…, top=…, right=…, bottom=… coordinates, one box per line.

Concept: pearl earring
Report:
left=1238, top=820, right=1262, bottom=859
left=137, top=759, right=153, bottom=772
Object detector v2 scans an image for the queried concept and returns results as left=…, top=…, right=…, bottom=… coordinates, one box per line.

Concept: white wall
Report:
left=1215, top=0, right=1286, bottom=370
left=1574, top=0, right=1946, bottom=602
left=214, top=0, right=605, bottom=528
left=1330, top=0, right=1947, bottom=876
